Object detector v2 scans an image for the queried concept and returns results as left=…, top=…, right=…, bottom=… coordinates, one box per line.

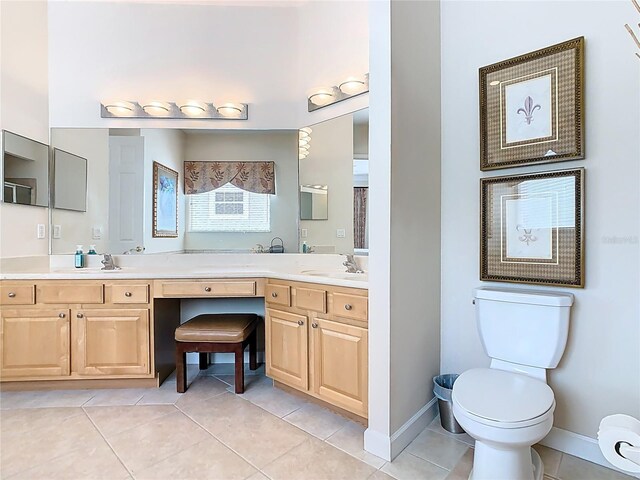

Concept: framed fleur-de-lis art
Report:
left=479, top=37, right=585, bottom=170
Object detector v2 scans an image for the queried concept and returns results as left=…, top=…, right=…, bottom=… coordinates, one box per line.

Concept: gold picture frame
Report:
left=480, top=168, right=584, bottom=287
left=480, top=37, right=585, bottom=171
left=152, top=161, right=178, bottom=238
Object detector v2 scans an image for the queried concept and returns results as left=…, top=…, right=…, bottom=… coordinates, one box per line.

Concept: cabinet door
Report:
left=265, top=308, right=308, bottom=390
left=311, top=317, right=368, bottom=417
left=73, top=309, right=150, bottom=376
left=0, top=308, right=70, bottom=378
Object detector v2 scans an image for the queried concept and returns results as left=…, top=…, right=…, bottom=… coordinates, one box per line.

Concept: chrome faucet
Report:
left=343, top=254, right=364, bottom=274
left=123, top=246, right=145, bottom=255
left=101, top=254, right=120, bottom=271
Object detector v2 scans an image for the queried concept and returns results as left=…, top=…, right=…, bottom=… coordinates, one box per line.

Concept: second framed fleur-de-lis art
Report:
left=479, top=37, right=585, bottom=171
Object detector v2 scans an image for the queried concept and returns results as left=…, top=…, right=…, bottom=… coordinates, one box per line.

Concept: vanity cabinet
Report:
left=265, top=279, right=368, bottom=418
left=0, top=280, right=153, bottom=382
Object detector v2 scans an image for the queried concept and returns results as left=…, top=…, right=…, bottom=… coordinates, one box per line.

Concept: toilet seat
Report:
left=452, top=368, right=555, bottom=429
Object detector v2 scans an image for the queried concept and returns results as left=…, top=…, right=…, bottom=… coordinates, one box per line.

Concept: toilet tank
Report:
left=474, top=287, right=574, bottom=369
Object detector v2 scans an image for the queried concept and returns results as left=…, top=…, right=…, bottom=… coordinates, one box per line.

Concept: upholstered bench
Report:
left=175, top=313, right=259, bottom=394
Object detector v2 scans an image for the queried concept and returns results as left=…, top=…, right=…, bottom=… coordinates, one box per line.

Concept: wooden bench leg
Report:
left=249, top=328, right=258, bottom=371
left=199, top=352, right=209, bottom=370
left=234, top=343, right=245, bottom=394
left=176, top=343, right=187, bottom=393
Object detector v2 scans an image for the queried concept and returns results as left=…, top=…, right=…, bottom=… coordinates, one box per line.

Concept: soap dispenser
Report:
left=74, top=245, right=85, bottom=268
left=88, top=245, right=97, bottom=255
left=302, top=241, right=308, bottom=253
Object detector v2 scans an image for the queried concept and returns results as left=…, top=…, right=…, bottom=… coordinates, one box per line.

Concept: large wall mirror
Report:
left=2, top=130, right=49, bottom=207
left=49, top=128, right=300, bottom=255
left=298, top=108, right=369, bottom=254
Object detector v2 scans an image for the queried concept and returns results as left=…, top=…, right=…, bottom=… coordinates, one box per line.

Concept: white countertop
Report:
left=0, top=254, right=369, bottom=289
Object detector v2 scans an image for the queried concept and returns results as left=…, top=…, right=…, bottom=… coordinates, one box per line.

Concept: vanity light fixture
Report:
left=298, top=127, right=312, bottom=160
left=100, top=101, right=249, bottom=120
left=104, top=101, right=135, bottom=116
left=307, top=73, right=369, bottom=112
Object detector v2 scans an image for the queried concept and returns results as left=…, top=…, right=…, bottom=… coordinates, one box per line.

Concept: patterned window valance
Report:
left=184, top=161, right=276, bottom=195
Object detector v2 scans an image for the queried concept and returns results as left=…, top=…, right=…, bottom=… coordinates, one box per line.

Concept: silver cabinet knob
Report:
left=271, top=292, right=278, bottom=298
left=77, top=313, right=84, bottom=318
left=7, top=292, right=16, bottom=298
left=204, top=286, right=212, bottom=292
left=59, top=313, right=66, bottom=318
left=344, top=304, right=353, bottom=311
left=297, top=320, right=304, bottom=326
left=312, top=323, right=318, bottom=329
left=125, top=292, right=132, bottom=297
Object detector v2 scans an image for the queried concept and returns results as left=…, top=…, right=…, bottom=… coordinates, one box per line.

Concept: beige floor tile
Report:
left=0, top=388, right=97, bottom=409
left=136, top=387, right=183, bottom=405
left=558, top=453, right=634, bottom=480
left=368, top=470, right=396, bottom=480
left=1, top=411, right=105, bottom=478
left=283, top=402, right=349, bottom=440
left=406, top=428, right=469, bottom=470
left=84, top=404, right=177, bottom=438
left=262, top=437, right=377, bottom=480
left=427, top=416, right=475, bottom=446
left=326, top=421, right=387, bottom=469
left=108, top=411, right=211, bottom=474
left=11, top=436, right=130, bottom=480
left=381, top=450, right=449, bottom=480
left=246, top=472, right=270, bottom=480
left=83, top=388, right=148, bottom=407
left=236, top=380, right=308, bottom=418
left=179, top=392, right=310, bottom=468
left=218, top=373, right=272, bottom=390
left=174, top=376, right=230, bottom=409
left=534, top=444, right=563, bottom=478
left=135, top=437, right=257, bottom=480
left=445, top=448, right=473, bottom=480
left=0, top=406, right=85, bottom=434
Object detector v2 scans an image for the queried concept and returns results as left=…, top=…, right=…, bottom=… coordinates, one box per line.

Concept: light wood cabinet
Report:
left=72, top=309, right=150, bottom=376
left=265, top=280, right=368, bottom=418
left=0, top=308, right=70, bottom=378
left=265, top=308, right=308, bottom=390
left=311, top=317, right=368, bottom=417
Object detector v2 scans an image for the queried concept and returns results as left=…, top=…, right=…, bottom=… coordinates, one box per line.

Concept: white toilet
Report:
left=452, top=287, right=574, bottom=480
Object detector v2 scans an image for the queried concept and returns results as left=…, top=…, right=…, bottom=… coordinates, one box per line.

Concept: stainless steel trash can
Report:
left=433, top=374, right=465, bottom=434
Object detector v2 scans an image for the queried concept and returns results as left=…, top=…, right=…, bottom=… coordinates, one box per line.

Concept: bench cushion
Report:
left=175, top=314, right=258, bottom=343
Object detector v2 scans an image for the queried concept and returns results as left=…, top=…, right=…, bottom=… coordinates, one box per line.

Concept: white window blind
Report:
left=188, top=183, right=270, bottom=232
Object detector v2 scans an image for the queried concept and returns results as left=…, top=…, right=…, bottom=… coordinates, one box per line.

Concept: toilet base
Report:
left=468, top=443, right=543, bottom=480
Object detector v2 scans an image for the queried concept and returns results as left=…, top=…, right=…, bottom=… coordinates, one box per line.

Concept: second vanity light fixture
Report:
left=101, top=100, right=249, bottom=120
left=307, top=73, right=369, bottom=112
left=299, top=127, right=312, bottom=160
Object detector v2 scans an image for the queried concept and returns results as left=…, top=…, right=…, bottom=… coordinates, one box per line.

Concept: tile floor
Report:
left=0, top=365, right=633, bottom=480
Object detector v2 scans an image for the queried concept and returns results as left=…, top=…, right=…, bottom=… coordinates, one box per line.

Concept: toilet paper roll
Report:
left=598, top=414, right=640, bottom=473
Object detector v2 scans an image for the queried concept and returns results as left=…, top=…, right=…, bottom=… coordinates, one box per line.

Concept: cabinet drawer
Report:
left=37, top=283, right=104, bottom=304
left=161, top=280, right=256, bottom=297
left=330, top=293, right=368, bottom=322
left=294, top=287, right=326, bottom=313
left=0, top=284, right=35, bottom=305
left=106, top=284, right=149, bottom=304
left=265, top=284, right=291, bottom=307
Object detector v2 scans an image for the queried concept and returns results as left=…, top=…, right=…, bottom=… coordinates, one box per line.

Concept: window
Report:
left=188, top=183, right=270, bottom=232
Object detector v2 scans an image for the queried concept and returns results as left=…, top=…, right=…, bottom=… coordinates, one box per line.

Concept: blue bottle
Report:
left=74, top=245, right=85, bottom=268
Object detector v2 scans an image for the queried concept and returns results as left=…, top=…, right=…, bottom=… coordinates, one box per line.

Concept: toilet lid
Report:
left=452, top=368, right=554, bottom=424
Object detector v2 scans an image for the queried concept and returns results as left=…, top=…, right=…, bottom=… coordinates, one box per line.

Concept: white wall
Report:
left=365, top=0, right=441, bottom=460
left=441, top=0, right=640, bottom=443
left=141, top=129, right=186, bottom=253
left=50, top=129, right=110, bottom=254
left=48, top=1, right=299, bottom=130
left=183, top=130, right=298, bottom=252
left=299, top=114, right=354, bottom=253
left=0, top=0, right=49, bottom=258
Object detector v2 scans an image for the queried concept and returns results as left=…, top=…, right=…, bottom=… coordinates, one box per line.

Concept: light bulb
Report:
left=339, top=77, right=367, bottom=95
left=179, top=101, right=207, bottom=116
left=104, top=101, right=135, bottom=116
left=309, top=88, right=334, bottom=106
left=217, top=103, right=243, bottom=118
left=142, top=101, right=170, bottom=116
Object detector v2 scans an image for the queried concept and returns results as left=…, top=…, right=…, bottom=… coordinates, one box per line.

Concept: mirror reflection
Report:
left=300, top=185, right=328, bottom=220
left=2, top=130, right=49, bottom=207
left=49, top=128, right=299, bottom=255
left=53, top=148, right=87, bottom=212
left=298, top=108, right=369, bottom=254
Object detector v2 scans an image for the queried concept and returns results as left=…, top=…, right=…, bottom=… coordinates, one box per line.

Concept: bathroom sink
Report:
left=299, top=270, right=368, bottom=281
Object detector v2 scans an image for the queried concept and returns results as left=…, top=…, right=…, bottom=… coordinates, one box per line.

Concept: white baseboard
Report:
left=390, top=398, right=439, bottom=459
left=541, top=426, right=639, bottom=478
left=364, top=398, right=439, bottom=462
